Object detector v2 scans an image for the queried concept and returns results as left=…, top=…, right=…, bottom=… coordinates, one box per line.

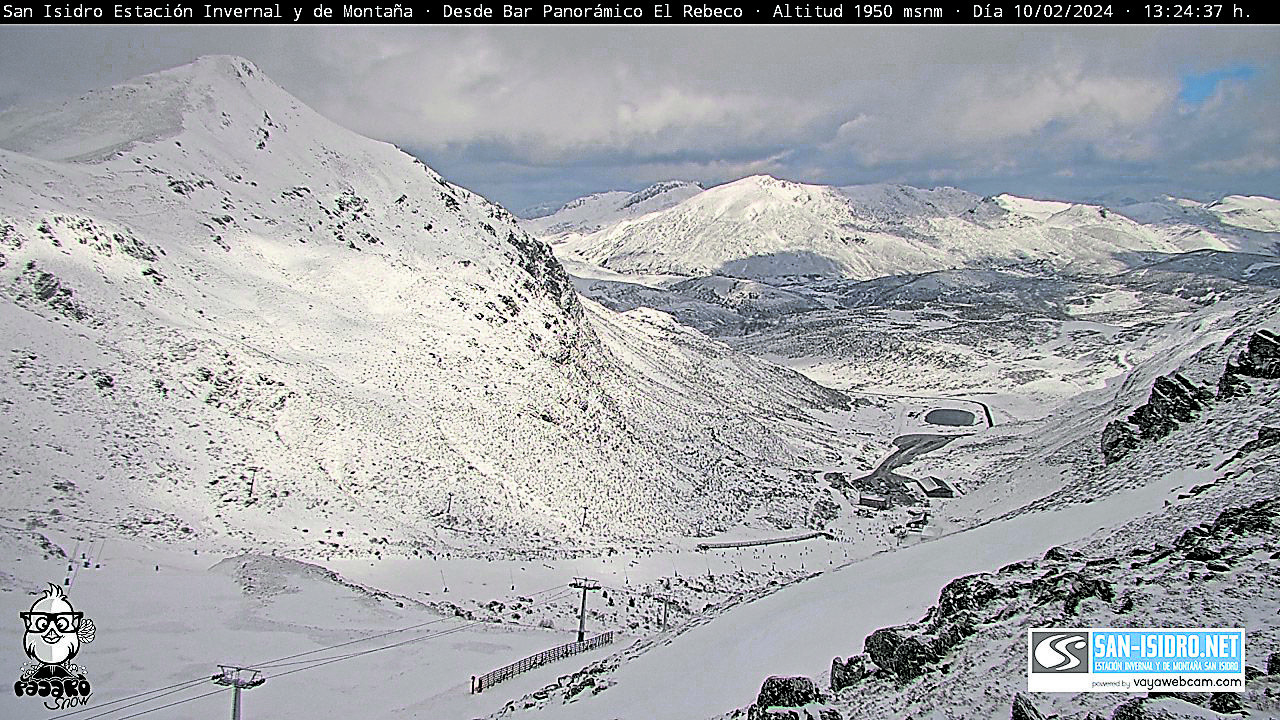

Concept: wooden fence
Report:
left=471, top=631, right=614, bottom=694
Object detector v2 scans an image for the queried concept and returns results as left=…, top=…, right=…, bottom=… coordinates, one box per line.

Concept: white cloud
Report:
left=0, top=25, right=1276, bottom=208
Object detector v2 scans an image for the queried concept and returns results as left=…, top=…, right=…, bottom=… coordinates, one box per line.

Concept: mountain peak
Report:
left=0, top=55, right=285, bottom=163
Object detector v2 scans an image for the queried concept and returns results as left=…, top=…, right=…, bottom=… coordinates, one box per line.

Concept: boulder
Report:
left=756, top=676, right=820, bottom=709
left=864, top=627, right=944, bottom=681
left=1231, top=329, right=1280, bottom=379
left=1269, top=650, right=1280, bottom=676
left=1210, top=499, right=1278, bottom=537
left=936, top=573, right=1002, bottom=617
left=830, top=654, right=869, bottom=692
left=1031, top=568, right=1115, bottom=615
left=1129, top=374, right=1212, bottom=439
left=1207, top=692, right=1243, bottom=713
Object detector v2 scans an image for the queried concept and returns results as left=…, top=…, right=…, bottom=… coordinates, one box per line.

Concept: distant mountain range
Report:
left=527, top=175, right=1279, bottom=281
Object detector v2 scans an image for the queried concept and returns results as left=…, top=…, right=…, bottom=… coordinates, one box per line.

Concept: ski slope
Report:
left=508, top=464, right=1218, bottom=720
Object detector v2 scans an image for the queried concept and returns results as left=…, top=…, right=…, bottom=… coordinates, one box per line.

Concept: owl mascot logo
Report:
left=14, top=583, right=94, bottom=708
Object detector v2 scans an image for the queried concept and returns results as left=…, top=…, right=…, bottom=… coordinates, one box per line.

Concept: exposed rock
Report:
left=1183, top=545, right=1221, bottom=562
left=1102, top=420, right=1142, bottom=464
left=1132, top=374, right=1213, bottom=437
left=936, top=573, right=1002, bottom=616
left=830, top=654, right=869, bottom=692
left=746, top=710, right=843, bottom=720
left=747, top=708, right=800, bottom=720
left=1218, top=426, right=1280, bottom=468
left=1010, top=692, right=1046, bottom=720
left=1219, top=329, right=1280, bottom=398
left=1103, top=373, right=1214, bottom=464
left=1207, top=692, right=1243, bottom=713
left=821, top=500, right=1280, bottom=706
left=1044, top=545, right=1085, bottom=562
left=1111, top=697, right=1147, bottom=720
left=1210, top=499, right=1277, bottom=537
left=1269, top=650, right=1280, bottom=676
left=1030, top=568, right=1115, bottom=615
left=756, top=676, right=820, bottom=709
left=864, top=626, right=947, bottom=681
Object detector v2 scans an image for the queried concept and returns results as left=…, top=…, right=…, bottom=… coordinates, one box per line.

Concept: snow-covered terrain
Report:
left=0, top=57, right=872, bottom=563
left=549, top=175, right=1276, bottom=281
left=3, top=55, right=1279, bottom=720
left=520, top=180, right=703, bottom=238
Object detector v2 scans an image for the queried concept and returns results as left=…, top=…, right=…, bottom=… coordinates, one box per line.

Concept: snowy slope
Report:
left=488, top=293, right=1280, bottom=720
left=1115, top=195, right=1280, bottom=256
left=520, top=180, right=703, bottom=238
left=554, top=175, right=1215, bottom=281
left=0, top=57, right=864, bottom=559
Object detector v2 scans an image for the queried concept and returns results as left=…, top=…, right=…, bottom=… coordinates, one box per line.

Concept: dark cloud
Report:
left=0, top=25, right=1275, bottom=210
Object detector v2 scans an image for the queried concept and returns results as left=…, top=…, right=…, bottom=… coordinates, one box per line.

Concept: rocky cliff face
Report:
left=1102, top=372, right=1215, bottom=464
left=1219, top=328, right=1280, bottom=397
left=1103, top=325, right=1280, bottom=465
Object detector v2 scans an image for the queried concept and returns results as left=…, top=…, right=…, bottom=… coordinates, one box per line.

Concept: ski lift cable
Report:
left=56, top=583, right=574, bottom=718
left=58, top=683, right=228, bottom=720
left=251, top=581, right=569, bottom=669
left=261, top=589, right=576, bottom=680
left=52, top=676, right=212, bottom=719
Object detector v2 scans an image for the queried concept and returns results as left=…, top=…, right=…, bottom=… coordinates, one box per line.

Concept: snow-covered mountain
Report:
left=1112, top=194, right=1280, bottom=256
left=521, top=180, right=704, bottom=238
left=549, top=175, right=1278, bottom=281
left=0, top=57, right=861, bottom=558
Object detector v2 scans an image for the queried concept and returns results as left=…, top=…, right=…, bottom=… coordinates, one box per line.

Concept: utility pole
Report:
left=213, top=665, right=264, bottom=720
left=580, top=505, right=588, bottom=530
left=445, top=492, right=453, bottom=518
left=245, top=466, right=260, bottom=502
left=569, top=577, right=601, bottom=642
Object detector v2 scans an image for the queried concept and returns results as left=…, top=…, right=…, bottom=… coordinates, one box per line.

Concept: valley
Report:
left=1, top=55, right=1277, bottom=720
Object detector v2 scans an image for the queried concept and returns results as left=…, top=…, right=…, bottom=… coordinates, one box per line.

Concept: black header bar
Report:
left=1, top=0, right=1276, bottom=24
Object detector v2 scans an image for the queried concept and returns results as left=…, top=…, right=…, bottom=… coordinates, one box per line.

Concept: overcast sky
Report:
left=0, top=25, right=1276, bottom=211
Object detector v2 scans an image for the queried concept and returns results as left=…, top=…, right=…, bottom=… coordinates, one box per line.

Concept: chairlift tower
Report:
left=213, top=665, right=265, bottom=720
left=569, top=577, right=601, bottom=642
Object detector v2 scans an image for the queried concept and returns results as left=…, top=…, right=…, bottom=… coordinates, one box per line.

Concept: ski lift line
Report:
left=261, top=589, right=577, bottom=680
left=250, top=581, right=570, bottom=669
left=263, top=618, right=499, bottom=680
left=82, top=687, right=230, bottom=720
left=52, top=677, right=212, bottom=719
left=59, top=682, right=227, bottom=720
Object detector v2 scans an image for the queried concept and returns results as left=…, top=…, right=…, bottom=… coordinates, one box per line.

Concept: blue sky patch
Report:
left=1179, top=65, right=1258, bottom=104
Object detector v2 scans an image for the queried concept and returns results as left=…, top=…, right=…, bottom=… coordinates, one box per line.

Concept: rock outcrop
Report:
left=830, top=655, right=871, bottom=693
left=854, top=500, right=1278, bottom=688
left=1219, top=328, right=1280, bottom=397
left=1103, top=373, right=1214, bottom=464
left=1010, top=692, right=1046, bottom=720
left=745, top=676, right=841, bottom=720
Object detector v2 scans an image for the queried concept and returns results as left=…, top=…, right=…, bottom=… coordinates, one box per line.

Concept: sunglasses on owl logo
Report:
left=20, top=611, right=83, bottom=633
